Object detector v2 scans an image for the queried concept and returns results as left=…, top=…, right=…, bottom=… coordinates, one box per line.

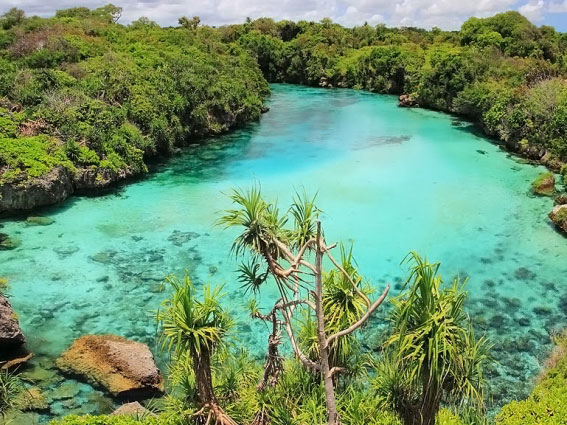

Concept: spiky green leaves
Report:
left=157, top=275, right=234, bottom=357
left=376, top=252, right=492, bottom=424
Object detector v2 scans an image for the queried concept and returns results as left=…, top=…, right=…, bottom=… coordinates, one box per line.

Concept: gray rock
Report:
left=0, top=167, right=73, bottom=214
left=112, top=401, right=155, bottom=417
left=0, top=295, right=25, bottom=349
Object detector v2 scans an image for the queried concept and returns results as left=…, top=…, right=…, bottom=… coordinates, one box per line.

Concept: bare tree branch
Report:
left=280, top=306, right=320, bottom=371
left=277, top=299, right=316, bottom=311
left=329, top=366, right=346, bottom=377
left=326, top=284, right=390, bottom=346
left=323, top=244, right=371, bottom=307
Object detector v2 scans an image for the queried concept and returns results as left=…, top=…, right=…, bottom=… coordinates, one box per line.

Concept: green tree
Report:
left=0, top=8, right=25, bottom=30
left=375, top=253, right=491, bottom=425
left=179, top=16, right=200, bottom=29
left=157, top=275, right=237, bottom=425
left=220, top=187, right=390, bottom=425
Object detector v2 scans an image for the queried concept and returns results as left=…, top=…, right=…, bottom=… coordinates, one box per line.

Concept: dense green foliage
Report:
left=229, top=12, right=567, bottom=166
left=495, top=333, right=567, bottom=424
left=1, top=6, right=567, bottom=191
left=0, top=370, right=23, bottom=416
left=47, top=323, right=567, bottom=425
left=0, top=5, right=268, bottom=185
left=375, top=253, right=490, bottom=425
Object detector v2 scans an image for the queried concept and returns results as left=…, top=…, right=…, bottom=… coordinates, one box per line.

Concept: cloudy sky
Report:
left=3, top=0, right=567, bottom=31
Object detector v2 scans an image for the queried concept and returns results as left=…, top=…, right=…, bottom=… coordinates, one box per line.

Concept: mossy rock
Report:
left=15, top=387, right=50, bottom=411
left=0, top=232, right=20, bottom=250
left=549, top=205, right=567, bottom=234
left=532, top=172, right=556, bottom=196
left=26, top=216, right=55, bottom=226
left=50, top=381, right=81, bottom=401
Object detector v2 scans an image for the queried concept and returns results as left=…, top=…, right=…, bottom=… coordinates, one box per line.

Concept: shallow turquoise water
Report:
left=1, top=84, right=566, bottom=421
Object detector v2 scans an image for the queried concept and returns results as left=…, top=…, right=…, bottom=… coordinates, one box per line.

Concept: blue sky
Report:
left=2, top=0, right=567, bottom=31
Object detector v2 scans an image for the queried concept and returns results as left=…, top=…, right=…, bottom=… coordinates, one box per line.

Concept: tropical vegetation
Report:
left=45, top=189, right=490, bottom=425
left=0, top=5, right=268, bottom=187
left=1, top=6, right=567, bottom=193
left=1, top=3, right=567, bottom=424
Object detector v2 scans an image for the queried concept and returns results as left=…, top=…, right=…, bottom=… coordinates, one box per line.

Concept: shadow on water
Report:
left=146, top=123, right=258, bottom=186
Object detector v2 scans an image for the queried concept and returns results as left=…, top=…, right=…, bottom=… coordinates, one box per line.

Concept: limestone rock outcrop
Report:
left=532, top=173, right=556, bottom=196
left=0, top=167, right=73, bottom=214
left=56, top=335, right=164, bottom=399
left=0, top=294, right=25, bottom=349
left=0, top=294, right=32, bottom=369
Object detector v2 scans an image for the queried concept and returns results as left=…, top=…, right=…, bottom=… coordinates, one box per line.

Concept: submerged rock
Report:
left=25, top=216, right=55, bottom=226
left=514, top=267, right=536, bottom=281
left=53, top=245, right=80, bottom=258
left=16, top=387, right=49, bottom=412
left=549, top=204, right=567, bottom=234
left=89, top=251, right=114, bottom=264
left=56, top=334, right=164, bottom=399
left=0, top=233, right=20, bottom=250
left=167, top=230, right=199, bottom=246
left=0, top=167, right=73, bottom=214
left=50, top=381, right=81, bottom=401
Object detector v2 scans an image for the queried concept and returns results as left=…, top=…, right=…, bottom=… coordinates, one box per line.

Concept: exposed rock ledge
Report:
left=0, top=167, right=73, bottom=215
left=56, top=334, right=164, bottom=399
left=0, top=294, right=32, bottom=369
left=0, top=166, right=138, bottom=215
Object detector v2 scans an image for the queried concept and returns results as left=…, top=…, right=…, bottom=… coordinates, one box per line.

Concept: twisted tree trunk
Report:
left=258, top=312, right=283, bottom=391
left=192, top=347, right=238, bottom=425
left=315, top=222, right=340, bottom=425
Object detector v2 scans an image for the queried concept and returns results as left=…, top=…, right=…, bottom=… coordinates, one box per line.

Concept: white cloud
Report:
left=548, top=0, right=567, bottom=12
left=518, top=0, right=545, bottom=21
left=1, top=0, right=566, bottom=29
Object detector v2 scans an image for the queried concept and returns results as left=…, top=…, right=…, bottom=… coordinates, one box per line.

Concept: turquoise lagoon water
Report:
left=1, top=84, right=567, bottom=421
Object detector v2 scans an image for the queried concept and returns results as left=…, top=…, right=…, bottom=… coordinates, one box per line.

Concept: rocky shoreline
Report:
left=0, top=165, right=140, bottom=216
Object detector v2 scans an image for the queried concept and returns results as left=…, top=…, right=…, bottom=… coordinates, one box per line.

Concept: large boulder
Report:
left=0, top=167, right=73, bottom=214
left=0, top=294, right=31, bottom=369
left=56, top=335, right=164, bottom=399
left=549, top=204, right=567, bottom=234
left=0, top=294, right=25, bottom=349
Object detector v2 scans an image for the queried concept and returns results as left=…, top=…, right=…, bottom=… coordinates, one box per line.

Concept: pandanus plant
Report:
left=157, top=275, right=237, bottom=425
left=219, top=186, right=390, bottom=425
left=375, top=252, right=492, bottom=425
left=0, top=370, right=22, bottom=417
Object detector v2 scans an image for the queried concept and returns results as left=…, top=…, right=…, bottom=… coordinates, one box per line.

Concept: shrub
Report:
left=496, top=333, right=567, bottom=425
left=0, top=136, right=74, bottom=184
